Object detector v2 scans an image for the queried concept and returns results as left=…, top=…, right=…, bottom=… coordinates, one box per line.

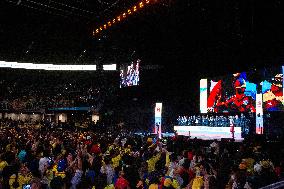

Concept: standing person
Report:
left=229, top=116, right=235, bottom=140
left=115, top=171, right=130, bottom=189
left=38, top=150, right=50, bottom=176
left=50, top=176, right=65, bottom=189
left=70, top=155, right=83, bottom=189
left=100, top=156, right=115, bottom=187
left=9, top=163, right=33, bottom=189
left=30, top=177, right=43, bottom=189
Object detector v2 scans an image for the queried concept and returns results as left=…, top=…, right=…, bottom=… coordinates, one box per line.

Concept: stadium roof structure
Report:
left=1, top=1, right=283, bottom=75
left=1, top=0, right=284, bottom=112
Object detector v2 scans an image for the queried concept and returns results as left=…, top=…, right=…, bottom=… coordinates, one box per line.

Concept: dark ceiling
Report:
left=1, top=0, right=284, bottom=74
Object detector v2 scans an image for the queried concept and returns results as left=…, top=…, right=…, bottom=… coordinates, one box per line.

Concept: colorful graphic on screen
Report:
left=120, top=59, right=140, bottom=88
left=261, top=67, right=283, bottom=111
left=200, top=79, right=208, bottom=113
left=207, top=72, right=256, bottom=113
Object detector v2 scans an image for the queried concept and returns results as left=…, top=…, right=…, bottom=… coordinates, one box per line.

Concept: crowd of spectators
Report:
left=0, top=120, right=283, bottom=189
left=0, top=69, right=117, bottom=111
left=176, top=114, right=251, bottom=127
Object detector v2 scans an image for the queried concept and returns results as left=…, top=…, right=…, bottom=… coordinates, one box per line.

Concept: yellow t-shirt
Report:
left=149, top=184, right=159, bottom=189
left=9, top=173, right=33, bottom=189
left=192, top=176, right=204, bottom=189
left=147, top=153, right=161, bottom=172
left=52, top=164, right=66, bottom=178
left=0, top=160, right=8, bottom=171
left=172, top=179, right=180, bottom=189
left=112, top=154, right=121, bottom=168
left=165, top=152, right=170, bottom=167
left=6, top=144, right=12, bottom=152
left=104, top=184, right=115, bottom=189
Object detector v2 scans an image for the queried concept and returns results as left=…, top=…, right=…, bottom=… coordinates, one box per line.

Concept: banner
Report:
left=155, top=103, right=162, bottom=117
left=155, top=103, right=162, bottom=138
left=255, top=93, right=264, bottom=134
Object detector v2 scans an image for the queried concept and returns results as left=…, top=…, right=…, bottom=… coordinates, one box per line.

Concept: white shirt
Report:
left=39, top=157, right=49, bottom=175
left=168, top=162, right=178, bottom=178
left=101, top=164, right=115, bottom=185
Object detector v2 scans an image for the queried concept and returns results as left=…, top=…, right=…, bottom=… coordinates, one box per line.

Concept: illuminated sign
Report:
left=256, top=94, right=264, bottom=134
left=155, top=103, right=162, bottom=117
left=0, top=61, right=100, bottom=71
left=103, top=64, right=117, bottom=70
left=155, top=103, right=162, bottom=138
left=48, top=107, right=91, bottom=111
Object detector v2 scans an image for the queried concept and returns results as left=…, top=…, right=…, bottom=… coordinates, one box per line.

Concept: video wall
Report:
left=119, top=59, right=140, bottom=88
left=261, top=67, right=283, bottom=111
left=201, top=66, right=283, bottom=113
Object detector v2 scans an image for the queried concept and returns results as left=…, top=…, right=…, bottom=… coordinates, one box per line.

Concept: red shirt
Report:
left=90, top=144, right=101, bottom=154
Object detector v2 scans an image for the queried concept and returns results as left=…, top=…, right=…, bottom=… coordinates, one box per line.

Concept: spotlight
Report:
left=133, top=6, right=137, bottom=12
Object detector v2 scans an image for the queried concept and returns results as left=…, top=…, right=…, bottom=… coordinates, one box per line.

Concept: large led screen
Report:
left=119, top=59, right=140, bottom=88
left=261, top=67, right=283, bottom=111
left=207, top=72, right=257, bottom=113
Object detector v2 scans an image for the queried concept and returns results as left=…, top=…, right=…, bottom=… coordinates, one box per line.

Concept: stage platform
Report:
left=174, top=125, right=244, bottom=141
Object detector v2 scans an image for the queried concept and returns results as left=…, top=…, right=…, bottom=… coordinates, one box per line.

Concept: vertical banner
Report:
left=283, top=66, right=284, bottom=104
left=155, top=103, right=162, bottom=138
left=200, top=79, right=208, bottom=113
left=256, top=94, right=264, bottom=134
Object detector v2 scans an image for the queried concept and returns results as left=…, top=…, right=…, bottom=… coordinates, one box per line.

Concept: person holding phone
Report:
left=22, top=184, right=31, bottom=189
left=9, top=163, right=32, bottom=189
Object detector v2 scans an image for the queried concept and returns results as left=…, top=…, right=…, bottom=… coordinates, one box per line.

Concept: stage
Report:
left=174, top=125, right=243, bottom=141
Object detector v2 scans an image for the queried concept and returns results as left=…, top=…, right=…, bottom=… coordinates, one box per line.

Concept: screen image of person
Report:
left=207, top=72, right=256, bottom=113
left=119, top=59, right=140, bottom=88
left=262, top=73, right=284, bottom=111
left=224, top=77, right=256, bottom=112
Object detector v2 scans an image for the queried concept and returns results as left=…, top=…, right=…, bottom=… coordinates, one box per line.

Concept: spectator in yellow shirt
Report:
left=9, top=164, right=33, bottom=189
